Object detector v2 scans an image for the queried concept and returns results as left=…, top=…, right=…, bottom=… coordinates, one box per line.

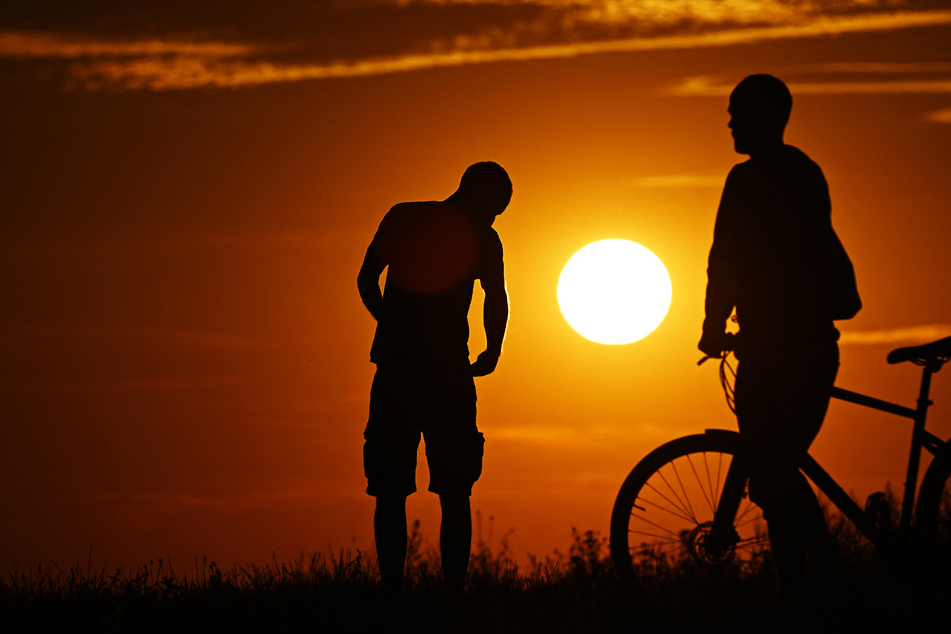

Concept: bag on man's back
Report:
left=826, top=229, right=861, bottom=321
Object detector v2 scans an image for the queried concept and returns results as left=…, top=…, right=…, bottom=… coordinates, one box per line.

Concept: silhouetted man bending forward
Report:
left=358, top=162, right=511, bottom=592
left=699, top=75, right=860, bottom=600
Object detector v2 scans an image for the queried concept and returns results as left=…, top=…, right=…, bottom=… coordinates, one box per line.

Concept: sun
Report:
left=557, top=239, right=672, bottom=345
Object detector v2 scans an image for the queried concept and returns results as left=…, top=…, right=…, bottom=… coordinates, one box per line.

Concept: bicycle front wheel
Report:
left=610, top=431, right=768, bottom=586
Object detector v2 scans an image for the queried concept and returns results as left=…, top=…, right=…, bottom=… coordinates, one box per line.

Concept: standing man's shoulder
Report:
left=780, top=145, right=831, bottom=205
left=374, top=200, right=443, bottom=241
left=719, top=159, right=756, bottom=208
left=375, top=201, right=411, bottom=233
left=782, top=144, right=816, bottom=165
left=780, top=145, right=827, bottom=180
left=381, top=200, right=440, bottom=222
left=724, top=155, right=764, bottom=189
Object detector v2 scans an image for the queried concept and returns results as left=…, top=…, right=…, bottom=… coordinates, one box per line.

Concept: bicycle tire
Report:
left=915, top=443, right=951, bottom=546
left=610, top=431, right=768, bottom=586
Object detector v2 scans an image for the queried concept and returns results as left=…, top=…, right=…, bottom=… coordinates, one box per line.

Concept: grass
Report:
left=3, top=509, right=949, bottom=633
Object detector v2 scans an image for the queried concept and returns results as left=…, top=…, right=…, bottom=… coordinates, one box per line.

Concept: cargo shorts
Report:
left=363, top=364, right=485, bottom=497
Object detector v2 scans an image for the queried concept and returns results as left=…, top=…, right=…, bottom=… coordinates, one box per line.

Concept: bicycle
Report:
left=609, top=335, right=951, bottom=586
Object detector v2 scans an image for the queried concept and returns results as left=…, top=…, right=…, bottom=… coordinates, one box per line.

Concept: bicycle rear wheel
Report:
left=610, top=431, right=768, bottom=586
left=916, top=446, right=951, bottom=547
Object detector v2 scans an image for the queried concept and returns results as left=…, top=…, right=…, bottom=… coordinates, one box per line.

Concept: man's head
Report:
left=728, top=74, right=792, bottom=156
left=448, top=161, right=512, bottom=226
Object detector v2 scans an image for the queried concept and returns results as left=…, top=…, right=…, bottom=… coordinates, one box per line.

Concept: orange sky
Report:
left=2, top=1, right=951, bottom=573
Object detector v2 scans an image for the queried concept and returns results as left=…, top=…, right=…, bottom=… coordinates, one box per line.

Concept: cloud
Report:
left=0, top=31, right=251, bottom=58
left=627, top=173, right=724, bottom=188
left=924, top=107, right=951, bottom=123
left=671, top=61, right=951, bottom=122
left=491, top=422, right=620, bottom=446
left=389, top=0, right=941, bottom=27
left=674, top=75, right=951, bottom=97
left=814, top=62, right=951, bottom=74
left=838, top=323, right=951, bottom=345
left=2, top=6, right=950, bottom=90
left=673, top=62, right=951, bottom=96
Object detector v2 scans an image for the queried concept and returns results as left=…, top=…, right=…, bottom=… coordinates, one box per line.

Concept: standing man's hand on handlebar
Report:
left=698, top=331, right=733, bottom=359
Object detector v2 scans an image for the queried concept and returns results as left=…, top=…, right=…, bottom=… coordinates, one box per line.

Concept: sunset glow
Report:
left=1, top=1, right=949, bottom=577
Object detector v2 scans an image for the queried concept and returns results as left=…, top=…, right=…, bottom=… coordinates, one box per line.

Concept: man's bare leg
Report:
left=439, top=493, right=471, bottom=592
left=374, top=495, right=407, bottom=591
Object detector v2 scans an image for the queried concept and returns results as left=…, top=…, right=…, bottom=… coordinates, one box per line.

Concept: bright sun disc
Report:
left=558, top=239, right=672, bottom=345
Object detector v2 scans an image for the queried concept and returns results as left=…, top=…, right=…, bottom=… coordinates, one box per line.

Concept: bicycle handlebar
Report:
left=697, top=333, right=737, bottom=366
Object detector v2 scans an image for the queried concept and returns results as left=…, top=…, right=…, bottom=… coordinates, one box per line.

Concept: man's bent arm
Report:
left=699, top=173, right=739, bottom=357
left=484, top=282, right=508, bottom=356
left=471, top=261, right=508, bottom=377
left=357, top=247, right=385, bottom=321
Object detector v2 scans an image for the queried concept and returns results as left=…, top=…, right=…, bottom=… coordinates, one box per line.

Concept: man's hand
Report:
left=698, top=330, right=733, bottom=359
left=470, top=350, right=501, bottom=377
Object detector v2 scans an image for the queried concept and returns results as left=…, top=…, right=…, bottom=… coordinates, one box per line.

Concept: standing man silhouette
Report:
left=699, top=75, right=860, bottom=600
left=358, top=161, right=511, bottom=592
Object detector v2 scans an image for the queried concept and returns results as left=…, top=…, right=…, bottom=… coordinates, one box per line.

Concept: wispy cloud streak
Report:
left=674, top=74, right=951, bottom=97
left=2, top=7, right=950, bottom=90
left=924, top=107, right=951, bottom=123
left=0, top=31, right=251, bottom=58
left=839, top=324, right=951, bottom=345
left=672, top=60, right=951, bottom=121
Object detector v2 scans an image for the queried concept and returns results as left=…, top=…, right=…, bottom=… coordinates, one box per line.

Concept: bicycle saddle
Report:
left=886, top=335, right=951, bottom=368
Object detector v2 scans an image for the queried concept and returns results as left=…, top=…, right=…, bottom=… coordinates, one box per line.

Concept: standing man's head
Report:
left=728, top=74, right=792, bottom=156
left=446, top=161, right=512, bottom=226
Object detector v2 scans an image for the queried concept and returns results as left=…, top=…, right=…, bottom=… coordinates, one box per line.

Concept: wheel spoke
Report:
left=736, top=513, right=763, bottom=529
left=634, top=492, right=697, bottom=525
left=735, top=540, right=768, bottom=555
left=686, top=452, right=716, bottom=516
left=668, top=460, right=698, bottom=522
left=653, top=468, right=696, bottom=523
left=703, top=451, right=722, bottom=511
left=714, top=452, right=726, bottom=509
left=629, top=528, right=684, bottom=543
left=736, top=499, right=760, bottom=525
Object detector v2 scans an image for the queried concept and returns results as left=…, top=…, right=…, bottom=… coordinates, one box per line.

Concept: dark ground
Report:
left=4, top=524, right=949, bottom=633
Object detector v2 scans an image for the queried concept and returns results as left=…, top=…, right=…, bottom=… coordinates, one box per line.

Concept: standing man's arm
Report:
left=359, top=208, right=396, bottom=321
left=699, top=173, right=739, bottom=359
left=471, top=239, right=508, bottom=377
left=358, top=245, right=386, bottom=321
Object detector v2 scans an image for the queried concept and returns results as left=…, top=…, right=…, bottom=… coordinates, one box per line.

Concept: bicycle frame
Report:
left=711, top=360, right=947, bottom=550
left=830, top=360, right=947, bottom=532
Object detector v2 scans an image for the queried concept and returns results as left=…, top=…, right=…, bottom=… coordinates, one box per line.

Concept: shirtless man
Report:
left=358, top=162, right=511, bottom=591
